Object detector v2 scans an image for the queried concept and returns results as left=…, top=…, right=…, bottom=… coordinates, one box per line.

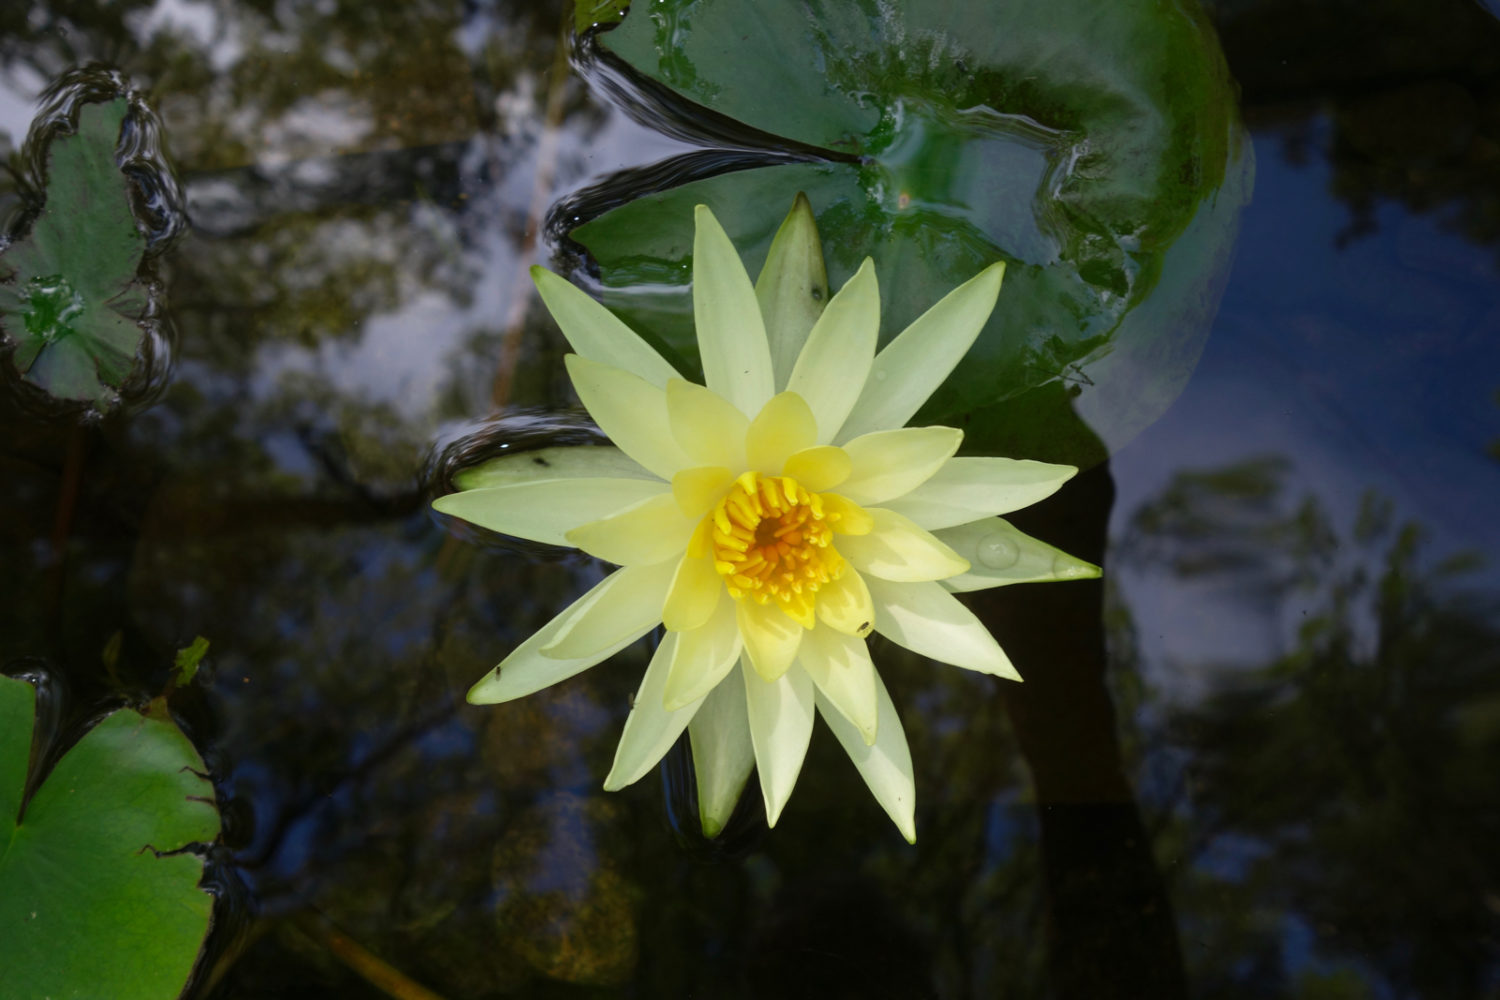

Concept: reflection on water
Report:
left=0, top=0, right=1495, bottom=998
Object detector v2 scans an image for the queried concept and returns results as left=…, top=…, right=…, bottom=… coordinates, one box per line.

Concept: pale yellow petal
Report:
left=663, top=597, right=743, bottom=710
left=884, top=457, right=1079, bottom=529
left=782, top=445, right=851, bottom=492
left=816, top=668, right=916, bottom=842
left=936, top=517, right=1102, bottom=592
left=531, top=266, right=680, bottom=387
left=672, top=466, right=734, bottom=518
left=453, top=445, right=655, bottom=491
left=603, top=633, right=702, bottom=791
left=433, top=477, right=668, bottom=546
left=786, top=257, right=879, bottom=442
left=661, top=548, right=723, bottom=632
left=736, top=599, right=803, bottom=681
left=466, top=569, right=648, bottom=705
left=813, top=567, right=874, bottom=637
left=837, top=508, right=971, bottom=582
left=839, top=427, right=962, bottom=505
left=565, top=354, right=692, bottom=479
left=694, top=204, right=774, bottom=416
left=865, top=576, right=1020, bottom=681
left=799, top=625, right=878, bottom=745
left=565, top=492, right=695, bottom=566
left=755, top=192, right=828, bottom=391
left=743, top=659, right=815, bottom=826
left=688, top=675, right=755, bottom=837
left=745, top=391, right=817, bottom=473
left=837, top=261, right=1005, bottom=441
left=666, top=378, right=749, bottom=469
left=541, top=558, right=676, bottom=660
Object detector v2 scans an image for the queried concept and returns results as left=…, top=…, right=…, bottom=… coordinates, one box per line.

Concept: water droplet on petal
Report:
left=976, top=533, right=1020, bottom=569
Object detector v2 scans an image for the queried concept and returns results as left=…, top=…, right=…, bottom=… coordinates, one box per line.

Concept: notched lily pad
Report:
left=0, top=673, right=220, bottom=1000
left=566, top=0, right=1252, bottom=466
left=0, top=98, right=148, bottom=404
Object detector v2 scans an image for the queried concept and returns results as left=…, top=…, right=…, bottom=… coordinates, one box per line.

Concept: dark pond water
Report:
left=2, top=1, right=1498, bottom=998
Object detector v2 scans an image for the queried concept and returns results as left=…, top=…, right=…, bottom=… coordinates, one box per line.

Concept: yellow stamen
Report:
left=705, top=471, right=846, bottom=627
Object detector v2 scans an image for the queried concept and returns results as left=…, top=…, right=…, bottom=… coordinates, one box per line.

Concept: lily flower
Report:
left=435, top=197, right=1099, bottom=841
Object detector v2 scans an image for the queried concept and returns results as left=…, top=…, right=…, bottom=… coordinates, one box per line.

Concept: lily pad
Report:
left=0, top=98, right=148, bottom=403
left=0, top=674, right=220, bottom=1000
left=570, top=0, right=1251, bottom=465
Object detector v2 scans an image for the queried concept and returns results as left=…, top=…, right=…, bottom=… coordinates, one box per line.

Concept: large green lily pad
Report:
left=0, top=674, right=220, bottom=1000
left=0, top=98, right=148, bottom=403
left=571, top=0, right=1251, bottom=465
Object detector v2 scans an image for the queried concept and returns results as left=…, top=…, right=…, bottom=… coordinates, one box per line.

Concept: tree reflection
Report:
left=1117, top=458, right=1500, bottom=997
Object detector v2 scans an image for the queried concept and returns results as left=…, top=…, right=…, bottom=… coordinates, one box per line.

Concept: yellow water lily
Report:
left=436, top=197, right=1098, bottom=841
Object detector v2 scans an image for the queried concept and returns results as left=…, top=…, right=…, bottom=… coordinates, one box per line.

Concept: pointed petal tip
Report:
left=466, top=672, right=504, bottom=704
left=700, top=815, right=725, bottom=838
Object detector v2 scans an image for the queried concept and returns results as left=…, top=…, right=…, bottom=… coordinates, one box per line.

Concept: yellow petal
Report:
left=837, top=508, right=971, bottom=582
left=565, top=493, right=695, bottom=566
left=814, top=567, right=874, bottom=637
left=565, top=355, right=692, bottom=479
left=819, top=492, right=874, bottom=536
left=736, top=599, right=803, bottom=681
left=672, top=466, right=734, bottom=518
left=663, top=598, right=743, bottom=710
left=662, top=547, right=723, bottom=632
left=782, top=445, right=851, bottom=492
left=666, top=379, right=749, bottom=469
left=746, top=391, right=818, bottom=472
left=839, top=426, right=962, bottom=505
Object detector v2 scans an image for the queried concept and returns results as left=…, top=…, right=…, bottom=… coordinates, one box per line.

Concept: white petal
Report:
left=836, top=261, right=1005, bottom=441
left=565, top=493, right=695, bottom=566
left=865, top=577, right=1021, bottom=681
left=603, top=633, right=703, bottom=790
left=467, top=569, right=652, bottom=704
left=663, top=596, right=743, bottom=710
left=694, top=204, right=774, bottom=416
left=745, top=391, right=817, bottom=473
left=799, top=625, right=878, bottom=745
left=754, top=191, right=828, bottom=391
left=743, top=659, right=815, bottom=827
left=837, top=508, right=970, bottom=582
left=453, top=446, right=656, bottom=491
left=688, top=674, right=755, bottom=837
left=884, top=457, right=1078, bottom=530
left=816, top=668, right=916, bottom=842
left=433, top=478, right=668, bottom=546
left=565, top=354, right=693, bottom=479
left=541, top=558, right=676, bottom=659
left=937, top=517, right=1102, bottom=592
left=838, top=427, right=962, bottom=505
left=785, top=257, right=879, bottom=443
left=532, top=266, right=681, bottom=387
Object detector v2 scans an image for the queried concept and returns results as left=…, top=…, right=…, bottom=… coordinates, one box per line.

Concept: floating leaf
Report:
left=570, top=0, right=1251, bottom=465
left=0, top=674, right=220, bottom=1000
left=0, top=99, right=147, bottom=403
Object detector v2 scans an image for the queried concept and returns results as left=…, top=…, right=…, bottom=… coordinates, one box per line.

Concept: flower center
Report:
left=709, top=471, right=844, bottom=623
